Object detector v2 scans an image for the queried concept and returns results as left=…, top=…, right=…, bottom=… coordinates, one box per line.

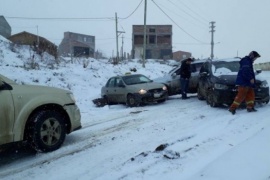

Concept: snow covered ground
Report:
left=0, top=36, right=270, bottom=180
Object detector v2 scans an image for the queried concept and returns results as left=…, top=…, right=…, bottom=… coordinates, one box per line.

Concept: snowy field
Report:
left=0, top=36, right=270, bottom=180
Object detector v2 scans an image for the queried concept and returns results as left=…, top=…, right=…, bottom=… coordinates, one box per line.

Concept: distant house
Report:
left=0, top=16, right=11, bottom=38
left=173, top=50, right=192, bottom=61
left=8, top=31, right=57, bottom=58
left=58, top=32, right=95, bottom=57
left=132, top=25, right=172, bottom=59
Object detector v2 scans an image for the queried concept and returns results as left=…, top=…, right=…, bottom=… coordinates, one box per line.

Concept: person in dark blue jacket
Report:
left=229, top=51, right=261, bottom=115
left=180, top=57, right=194, bottom=99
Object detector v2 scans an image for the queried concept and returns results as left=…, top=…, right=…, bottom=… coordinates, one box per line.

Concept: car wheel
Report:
left=104, top=95, right=111, bottom=105
left=197, top=86, right=205, bottom=100
left=27, top=110, right=66, bottom=152
left=206, top=91, right=219, bottom=107
left=127, top=94, right=139, bottom=107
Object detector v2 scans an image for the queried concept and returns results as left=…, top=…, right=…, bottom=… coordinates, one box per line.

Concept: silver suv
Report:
left=0, top=74, right=81, bottom=152
left=154, top=59, right=205, bottom=96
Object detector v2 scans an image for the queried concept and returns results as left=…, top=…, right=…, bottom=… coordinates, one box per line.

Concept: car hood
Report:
left=153, top=75, right=172, bottom=84
left=18, top=84, right=71, bottom=94
left=215, top=74, right=263, bottom=85
left=215, top=75, right=237, bottom=85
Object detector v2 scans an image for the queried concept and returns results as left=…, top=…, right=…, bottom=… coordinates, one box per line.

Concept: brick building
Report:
left=132, top=25, right=172, bottom=59
left=58, top=32, right=95, bottom=57
left=0, top=16, right=11, bottom=38
left=8, top=31, right=57, bottom=58
left=173, top=50, right=192, bottom=61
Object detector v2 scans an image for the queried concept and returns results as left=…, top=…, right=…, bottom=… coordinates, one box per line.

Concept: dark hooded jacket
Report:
left=235, top=56, right=255, bottom=87
left=180, top=59, right=192, bottom=79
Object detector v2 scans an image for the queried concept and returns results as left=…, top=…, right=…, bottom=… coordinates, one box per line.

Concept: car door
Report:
left=189, top=62, right=204, bottom=93
left=198, top=62, right=211, bottom=97
left=0, top=80, right=15, bottom=145
left=114, top=77, right=126, bottom=103
left=169, top=67, right=181, bottom=94
left=103, top=77, right=117, bottom=102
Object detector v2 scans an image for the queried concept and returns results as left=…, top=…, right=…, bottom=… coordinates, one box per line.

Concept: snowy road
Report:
left=1, top=93, right=270, bottom=180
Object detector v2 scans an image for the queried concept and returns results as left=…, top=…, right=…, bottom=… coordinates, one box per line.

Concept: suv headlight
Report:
left=139, top=89, right=147, bottom=94
left=260, top=80, right=269, bottom=88
left=214, top=83, right=228, bottom=90
left=162, top=86, right=167, bottom=91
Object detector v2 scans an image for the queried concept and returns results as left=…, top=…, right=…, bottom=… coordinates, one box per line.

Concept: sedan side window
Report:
left=107, top=78, right=115, bottom=87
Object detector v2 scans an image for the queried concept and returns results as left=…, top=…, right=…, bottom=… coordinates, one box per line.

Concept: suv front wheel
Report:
left=27, top=110, right=66, bottom=152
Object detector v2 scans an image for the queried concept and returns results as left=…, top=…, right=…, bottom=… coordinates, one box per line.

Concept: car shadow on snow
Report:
left=0, top=144, right=37, bottom=167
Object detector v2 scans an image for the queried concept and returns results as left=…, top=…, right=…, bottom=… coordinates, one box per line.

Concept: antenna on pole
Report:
left=210, top=21, right=215, bottom=60
left=142, top=0, right=147, bottom=68
left=115, top=12, right=125, bottom=64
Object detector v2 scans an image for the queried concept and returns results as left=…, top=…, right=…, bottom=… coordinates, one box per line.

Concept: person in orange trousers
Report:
left=229, top=51, right=261, bottom=115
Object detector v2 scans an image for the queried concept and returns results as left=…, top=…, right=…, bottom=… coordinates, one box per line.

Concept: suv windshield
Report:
left=212, top=61, right=239, bottom=75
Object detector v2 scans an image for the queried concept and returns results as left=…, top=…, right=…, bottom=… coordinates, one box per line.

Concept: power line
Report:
left=151, top=0, right=207, bottom=44
left=168, top=0, right=208, bottom=26
left=168, top=0, right=209, bottom=24
left=6, top=16, right=114, bottom=21
left=119, top=0, right=144, bottom=20
left=156, top=2, right=208, bottom=31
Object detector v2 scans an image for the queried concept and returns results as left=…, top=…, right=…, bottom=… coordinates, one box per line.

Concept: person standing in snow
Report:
left=228, top=51, right=261, bottom=115
left=179, top=57, right=194, bottom=99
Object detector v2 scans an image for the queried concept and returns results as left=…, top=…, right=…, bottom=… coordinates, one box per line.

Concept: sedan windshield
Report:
left=122, top=75, right=152, bottom=85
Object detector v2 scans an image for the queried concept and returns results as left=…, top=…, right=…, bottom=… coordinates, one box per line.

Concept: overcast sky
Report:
left=1, top=0, right=270, bottom=62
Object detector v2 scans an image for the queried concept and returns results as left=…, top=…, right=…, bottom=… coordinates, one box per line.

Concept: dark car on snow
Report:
left=197, top=58, right=269, bottom=107
left=154, top=59, right=205, bottom=96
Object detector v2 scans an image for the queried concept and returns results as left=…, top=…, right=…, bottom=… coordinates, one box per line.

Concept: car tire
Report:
left=27, top=110, right=66, bottom=152
left=197, top=86, right=205, bottom=100
left=127, top=94, right=139, bottom=107
left=206, top=91, right=219, bottom=107
left=104, top=95, right=111, bottom=105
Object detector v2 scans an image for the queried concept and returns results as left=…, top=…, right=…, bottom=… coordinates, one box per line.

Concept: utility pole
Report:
left=121, top=34, right=124, bottom=61
left=36, top=25, right=39, bottom=47
left=115, top=12, right=125, bottom=64
left=210, top=21, right=216, bottom=60
left=142, top=0, right=147, bottom=68
left=115, top=12, right=119, bottom=64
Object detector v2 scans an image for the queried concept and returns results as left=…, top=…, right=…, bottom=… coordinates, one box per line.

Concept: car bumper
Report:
left=213, top=87, right=269, bottom=105
left=64, top=104, right=82, bottom=133
left=134, top=90, right=168, bottom=104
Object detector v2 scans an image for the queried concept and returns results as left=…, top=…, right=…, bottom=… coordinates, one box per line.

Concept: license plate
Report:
left=154, top=93, right=161, bottom=98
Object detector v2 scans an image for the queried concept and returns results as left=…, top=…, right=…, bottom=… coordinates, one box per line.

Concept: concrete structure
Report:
left=173, top=50, right=192, bottom=61
left=0, top=16, right=11, bottom=38
left=8, top=31, right=57, bottom=58
left=58, top=32, right=95, bottom=57
left=132, top=25, right=172, bottom=59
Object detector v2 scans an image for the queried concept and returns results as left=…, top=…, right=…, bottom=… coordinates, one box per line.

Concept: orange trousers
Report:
left=230, top=86, right=255, bottom=110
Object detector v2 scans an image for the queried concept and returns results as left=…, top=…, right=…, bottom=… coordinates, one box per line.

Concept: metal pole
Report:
left=142, top=0, right=147, bottom=68
left=210, top=21, right=215, bottom=60
left=36, top=25, right=39, bottom=47
left=115, top=12, right=119, bottom=64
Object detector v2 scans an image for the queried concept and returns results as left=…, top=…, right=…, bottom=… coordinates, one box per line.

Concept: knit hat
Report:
left=250, top=51, right=261, bottom=58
